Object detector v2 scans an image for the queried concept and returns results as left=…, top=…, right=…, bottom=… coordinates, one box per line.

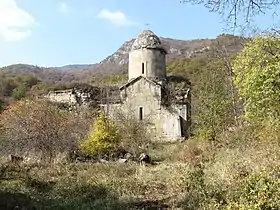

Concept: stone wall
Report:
left=128, top=49, right=166, bottom=81
left=44, top=79, right=190, bottom=141
left=46, top=90, right=77, bottom=105
left=102, top=77, right=190, bottom=141
left=45, top=85, right=121, bottom=107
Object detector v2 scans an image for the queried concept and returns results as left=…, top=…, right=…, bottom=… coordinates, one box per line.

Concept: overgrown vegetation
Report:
left=0, top=99, right=95, bottom=162
left=80, top=113, right=121, bottom=158
left=111, top=107, right=152, bottom=156
left=0, top=35, right=280, bottom=209
left=1, top=135, right=279, bottom=209
left=0, top=74, right=40, bottom=111
left=233, top=36, right=280, bottom=120
left=193, top=59, right=236, bottom=141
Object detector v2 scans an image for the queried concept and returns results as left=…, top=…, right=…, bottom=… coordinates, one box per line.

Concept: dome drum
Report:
left=128, top=30, right=167, bottom=81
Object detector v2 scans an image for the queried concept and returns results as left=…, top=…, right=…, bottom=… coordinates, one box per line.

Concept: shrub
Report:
left=80, top=112, right=121, bottom=158
left=112, top=108, right=152, bottom=156
left=11, top=86, right=27, bottom=100
left=258, top=117, right=280, bottom=143
left=193, top=59, right=237, bottom=142
left=181, top=156, right=280, bottom=209
left=0, top=99, right=94, bottom=162
left=178, top=141, right=204, bottom=164
left=218, top=117, right=280, bottom=150
left=227, top=169, right=280, bottom=209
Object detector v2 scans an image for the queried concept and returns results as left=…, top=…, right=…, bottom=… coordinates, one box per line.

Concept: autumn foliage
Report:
left=0, top=99, right=94, bottom=161
left=233, top=36, right=280, bottom=120
left=80, top=112, right=121, bottom=157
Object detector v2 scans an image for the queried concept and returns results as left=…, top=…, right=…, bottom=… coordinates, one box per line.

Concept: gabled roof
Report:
left=119, top=76, right=162, bottom=90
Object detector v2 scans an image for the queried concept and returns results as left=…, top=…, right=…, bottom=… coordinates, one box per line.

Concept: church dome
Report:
left=131, top=30, right=167, bottom=54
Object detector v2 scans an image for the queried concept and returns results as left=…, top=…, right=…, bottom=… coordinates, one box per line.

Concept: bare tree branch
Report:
left=181, top=0, right=280, bottom=29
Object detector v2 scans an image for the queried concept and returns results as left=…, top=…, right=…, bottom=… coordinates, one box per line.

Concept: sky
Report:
left=0, top=0, right=279, bottom=67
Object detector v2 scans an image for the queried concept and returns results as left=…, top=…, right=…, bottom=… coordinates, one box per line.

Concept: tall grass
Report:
left=1, top=120, right=280, bottom=209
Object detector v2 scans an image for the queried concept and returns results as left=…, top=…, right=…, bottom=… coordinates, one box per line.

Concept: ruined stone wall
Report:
left=45, top=85, right=121, bottom=108
left=46, top=90, right=77, bottom=105
left=102, top=78, right=189, bottom=141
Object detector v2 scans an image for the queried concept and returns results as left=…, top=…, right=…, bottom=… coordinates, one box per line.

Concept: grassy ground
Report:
left=1, top=138, right=280, bottom=210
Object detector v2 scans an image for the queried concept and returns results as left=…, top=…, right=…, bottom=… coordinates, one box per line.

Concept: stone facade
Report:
left=101, top=30, right=191, bottom=141
left=128, top=30, right=167, bottom=81
left=45, top=30, right=191, bottom=141
left=45, top=84, right=109, bottom=108
left=129, top=49, right=166, bottom=81
left=46, top=90, right=77, bottom=105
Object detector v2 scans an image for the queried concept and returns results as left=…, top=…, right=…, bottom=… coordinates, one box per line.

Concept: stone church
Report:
left=101, top=30, right=191, bottom=141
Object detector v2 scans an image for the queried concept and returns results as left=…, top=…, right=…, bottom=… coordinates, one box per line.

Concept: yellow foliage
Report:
left=258, top=118, right=280, bottom=143
left=80, top=112, right=121, bottom=157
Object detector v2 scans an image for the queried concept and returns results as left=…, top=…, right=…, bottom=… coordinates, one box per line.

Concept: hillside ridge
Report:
left=0, top=34, right=246, bottom=84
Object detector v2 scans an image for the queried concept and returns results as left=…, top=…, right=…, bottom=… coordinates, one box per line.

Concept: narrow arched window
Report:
left=139, top=107, right=143, bottom=120
left=142, top=63, right=145, bottom=74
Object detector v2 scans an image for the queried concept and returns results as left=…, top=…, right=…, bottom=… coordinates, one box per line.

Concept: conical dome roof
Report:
left=131, top=30, right=167, bottom=54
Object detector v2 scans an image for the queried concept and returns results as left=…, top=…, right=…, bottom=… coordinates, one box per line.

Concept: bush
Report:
left=226, top=169, right=280, bottom=209
left=80, top=112, right=121, bottom=158
left=0, top=99, right=94, bottom=162
left=11, top=86, right=27, bottom=100
left=193, top=59, right=237, bottom=142
left=178, top=141, right=204, bottom=165
left=217, top=117, right=280, bottom=150
left=112, top=108, right=152, bottom=156
left=258, top=118, right=280, bottom=143
left=181, top=166, right=280, bottom=209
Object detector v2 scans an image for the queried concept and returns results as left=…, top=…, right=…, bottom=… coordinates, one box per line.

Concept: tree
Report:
left=211, top=39, right=245, bottom=124
left=181, top=0, right=279, bottom=28
left=233, top=36, right=280, bottom=120
left=0, top=74, right=41, bottom=109
left=194, top=58, right=236, bottom=141
left=80, top=112, right=121, bottom=158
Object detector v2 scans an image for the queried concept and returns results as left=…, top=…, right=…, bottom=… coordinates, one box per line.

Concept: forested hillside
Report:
left=0, top=34, right=246, bottom=83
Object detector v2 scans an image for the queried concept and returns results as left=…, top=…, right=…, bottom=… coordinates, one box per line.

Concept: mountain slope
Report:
left=98, top=34, right=246, bottom=66
left=0, top=34, right=247, bottom=84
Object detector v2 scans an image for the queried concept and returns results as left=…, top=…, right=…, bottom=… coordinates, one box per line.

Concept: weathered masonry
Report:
left=101, top=30, right=191, bottom=141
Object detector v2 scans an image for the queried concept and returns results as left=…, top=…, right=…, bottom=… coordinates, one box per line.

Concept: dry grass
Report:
left=0, top=160, right=189, bottom=209
left=1, top=128, right=280, bottom=209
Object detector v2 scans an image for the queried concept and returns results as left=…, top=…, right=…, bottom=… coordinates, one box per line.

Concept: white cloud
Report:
left=0, top=0, right=35, bottom=42
left=97, top=9, right=137, bottom=27
left=59, top=2, right=70, bottom=14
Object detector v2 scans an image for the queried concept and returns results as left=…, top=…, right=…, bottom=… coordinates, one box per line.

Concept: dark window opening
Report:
left=142, top=63, right=145, bottom=74
left=179, top=116, right=184, bottom=137
left=139, top=107, right=143, bottom=120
